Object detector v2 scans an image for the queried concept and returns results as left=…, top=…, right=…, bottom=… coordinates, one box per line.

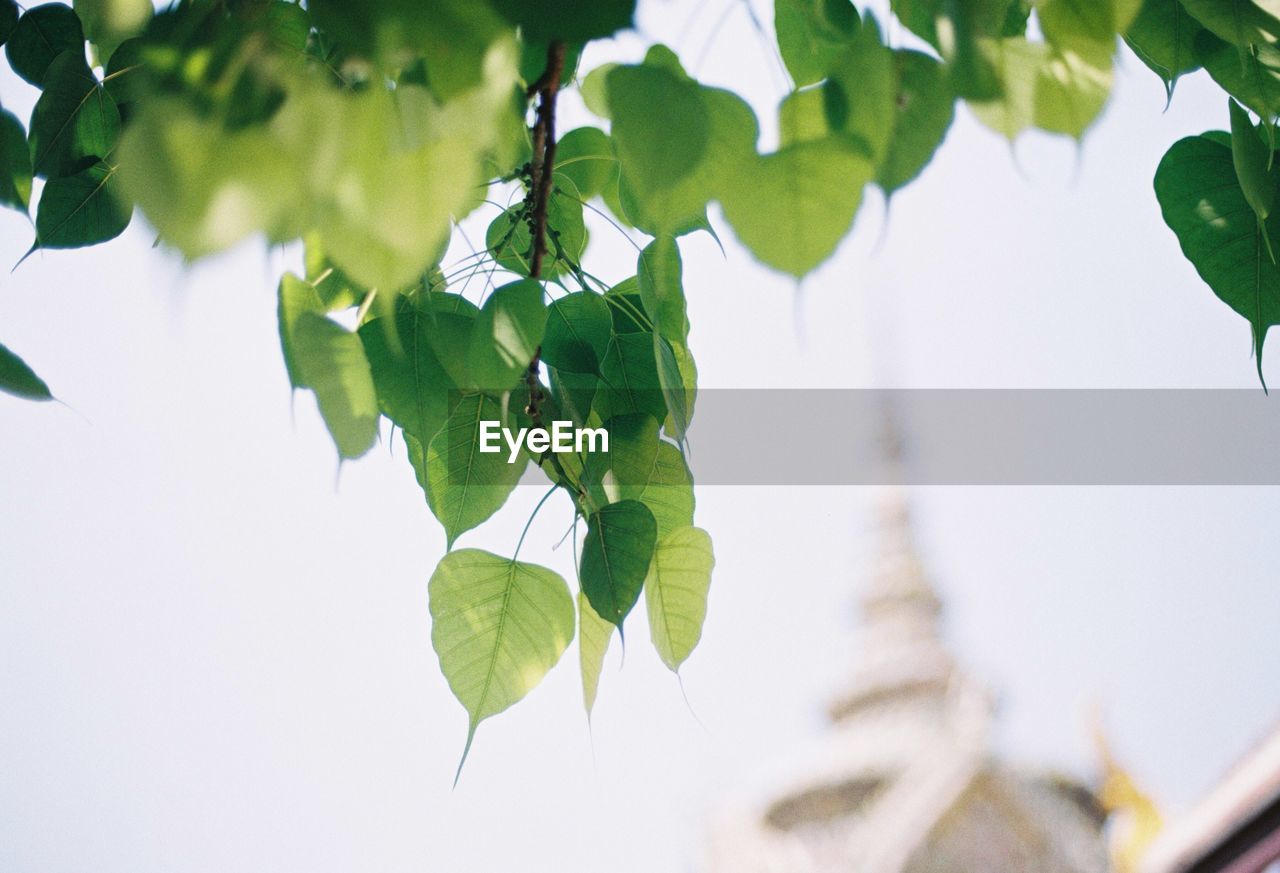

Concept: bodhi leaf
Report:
left=578, top=589, right=615, bottom=715
left=824, top=15, right=896, bottom=165
left=29, top=51, right=120, bottom=180
left=1198, top=32, right=1280, bottom=120
left=774, top=0, right=860, bottom=86
left=490, top=0, right=634, bottom=42
left=5, top=3, right=84, bottom=86
left=0, top=0, right=17, bottom=48
left=879, top=50, right=955, bottom=196
left=74, top=0, right=151, bottom=59
left=645, top=526, right=714, bottom=672
left=1178, top=0, right=1280, bottom=48
left=1039, top=0, right=1141, bottom=52
left=580, top=498, right=657, bottom=633
left=358, top=309, right=454, bottom=445
left=0, top=108, right=32, bottom=212
left=277, top=272, right=323, bottom=390
left=1125, top=0, right=1206, bottom=97
left=543, top=291, right=612, bottom=374
left=606, top=63, right=710, bottom=203
left=35, top=159, right=131, bottom=249
left=555, top=127, right=615, bottom=200
left=586, top=413, right=695, bottom=536
left=1155, top=133, right=1280, bottom=386
left=425, top=393, right=527, bottom=547
left=720, top=139, right=873, bottom=277
left=967, top=37, right=1112, bottom=140
left=654, top=334, right=693, bottom=442
left=597, top=332, right=669, bottom=422
left=0, top=341, right=53, bottom=401
left=429, top=549, right=575, bottom=778
left=467, top=279, right=547, bottom=392
left=1230, top=99, right=1275, bottom=226
left=779, top=87, right=832, bottom=145
left=637, top=236, right=689, bottom=345
left=290, top=311, right=381, bottom=460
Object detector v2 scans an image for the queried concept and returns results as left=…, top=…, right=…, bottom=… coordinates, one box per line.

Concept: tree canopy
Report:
left=1, top=0, right=1277, bottom=770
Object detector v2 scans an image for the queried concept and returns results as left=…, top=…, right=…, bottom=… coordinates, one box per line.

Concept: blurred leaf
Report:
left=774, top=0, right=860, bottom=86
left=580, top=498, right=657, bottom=631
left=0, top=109, right=32, bottom=212
left=543, top=290, right=612, bottom=374
left=424, top=393, right=527, bottom=547
left=5, top=3, right=84, bottom=86
left=720, top=139, right=872, bottom=277
left=1039, top=0, right=1141, bottom=51
left=1155, top=133, right=1280, bottom=386
left=35, top=159, right=131, bottom=248
left=645, top=526, right=714, bottom=672
left=1125, top=0, right=1206, bottom=97
left=0, top=341, right=53, bottom=401
left=73, top=0, right=150, bottom=59
left=779, top=87, right=831, bottom=146
left=291, top=310, right=381, bottom=459
left=491, top=0, right=634, bottom=42
left=467, top=279, right=547, bottom=392
left=29, top=51, right=120, bottom=179
left=607, top=64, right=710, bottom=199
left=879, top=50, right=955, bottom=195
left=578, top=589, right=614, bottom=715
left=968, top=37, right=1113, bottom=140
left=429, top=548, right=574, bottom=775
left=825, top=16, right=896, bottom=165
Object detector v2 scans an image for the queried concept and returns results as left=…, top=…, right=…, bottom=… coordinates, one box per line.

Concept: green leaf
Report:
left=597, top=332, right=669, bottom=422
left=578, top=589, right=614, bottom=715
left=28, top=51, right=120, bottom=180
left=0, top=0, right=18, bottom=48
left=774, top=0, right=860, bottom=86
left=358, top=309, right=454, bottom=445
left=35, top=159, right=131, bottom=248
left=967, top=37, right=1113, bottom=140
left=73, top=0, right=150, bottom=59
left=0, top=341, right=53, bottom=401
left=291, top=311, right=381, bottom=460
left=490, top=0, right=633, bottom=41
left=584, top=414, right=695, bottom=537
left=0, top=109, right=32, bottom=212
left=543, top=291, right=612, bottom=374
left=879, top=50, right=955, bottom=195
left=5, top=3, right=84, bottom=87
left=1230, top=98, right=1275, bottom=224
left=580, top=499, right=657, bottom=632
left=1125, top=0, right=1206, bottom=97
left=606, top=64, right=710, bottom=199
left=1039, top=0, right=1141, bottom=51
left=555, top=127, right=615, bottom=200
left=824, top=16, right=896, bottom=165
left=1155, top=133, right=1280, bottom=386
left=720, top=139, right=873, bottom=277
left=779, top=87, right=832, bottom=146
left=428, top=548, right=575, bottom=776
left=1198, top=32, right=1280, bottom=120
left=277, top=272, right=323, bottom=390
left=637, top=237, right=688, bottom=343
left=467, top=279, right=547, bottom=392
left=1179, top=0, right=1280, bottom=48
left=654, top=334, right=693, bottom=442
left=264, top=1, right=310, bottom=53
left=645, top=526, right=714, bottom=672
left=424, top=393, right=528, bottom=547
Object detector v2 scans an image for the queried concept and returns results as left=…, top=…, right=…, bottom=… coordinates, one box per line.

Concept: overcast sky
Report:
left=2, top=2, right=1279, bottom=872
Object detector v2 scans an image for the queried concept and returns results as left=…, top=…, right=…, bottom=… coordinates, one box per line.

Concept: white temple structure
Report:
left=706, top=433, right=1112, bottom=873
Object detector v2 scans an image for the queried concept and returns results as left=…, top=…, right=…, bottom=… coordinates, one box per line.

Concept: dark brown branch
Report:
left=528, top=40, right=567, bottom=281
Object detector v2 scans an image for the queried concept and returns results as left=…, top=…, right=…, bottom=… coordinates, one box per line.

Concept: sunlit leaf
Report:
left=73, top=0, right=150, bottom=59
left=578, top=589, right=614, bottom=715
left=291, top=310, right=381, bottom=460
left=429, top=548, right=574, bottom=774
left=774, top=0, right=860, bottom=86
left=1179, top=0, right=1280, bottom=49
left=879, top=49, right=955, bottom=195
left=467, top=279, right=547, bottom=392
left=424, top=393, right=527, bottom=547
left=555, top=127, right=616, bottom=199
left=0, top=108, right=32, bottom=212
left=645, top=526, right=714, bottom=672
left=637, top=236, right=688, bottom=345
left=359, top=309, right=454, bottom=445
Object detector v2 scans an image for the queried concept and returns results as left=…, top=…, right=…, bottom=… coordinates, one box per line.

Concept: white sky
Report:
left=2, top=2, right=1279, bottom=872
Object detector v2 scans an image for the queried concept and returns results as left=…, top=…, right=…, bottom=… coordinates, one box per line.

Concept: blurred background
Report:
left=2, top=1, right=1279, bottom=871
